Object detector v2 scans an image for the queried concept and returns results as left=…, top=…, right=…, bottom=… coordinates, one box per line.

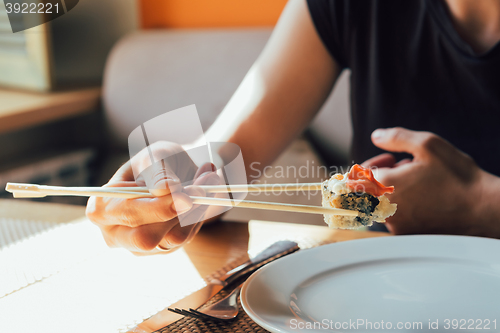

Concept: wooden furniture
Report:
left=0, top=198, right=388, bottom=280
left=184, top=219, right=388, bottom=281
left=0, top=198, right=388, bottom=284
left=0, top=87, right=101, bottom=134
left=0, top=199, right=86, bottom=223
left=0, top=1, right=136, bottom=91
left=0, top=199, right=388, bottom=332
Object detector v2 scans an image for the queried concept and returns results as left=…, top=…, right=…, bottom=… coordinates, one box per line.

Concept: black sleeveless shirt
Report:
left=307, top=0, right=500, bottom=176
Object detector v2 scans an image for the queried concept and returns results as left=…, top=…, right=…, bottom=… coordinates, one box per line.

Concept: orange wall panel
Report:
left=140, top=0, right=288, bottom=28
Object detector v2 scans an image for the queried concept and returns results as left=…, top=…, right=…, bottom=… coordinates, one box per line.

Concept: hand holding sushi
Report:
left=363, top=127, right=500, bottom=237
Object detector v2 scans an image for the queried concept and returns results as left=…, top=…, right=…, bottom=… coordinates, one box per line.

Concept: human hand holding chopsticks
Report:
left=86, top=141, right=220, bottom=255
left=7, top=143, right=359, bottom=255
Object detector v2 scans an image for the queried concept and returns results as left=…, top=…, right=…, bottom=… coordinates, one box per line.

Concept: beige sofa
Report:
left=101, top=29, right=352, bottom=225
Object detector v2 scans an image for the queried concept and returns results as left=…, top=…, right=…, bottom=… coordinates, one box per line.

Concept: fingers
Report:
left=147, top=161, right=217, bottom=197
left=143, top=159, right=182, bottom=196
left=129, top=141, right=184, bottom=180
left=361, top=153, right=396, bottom=168
left=103, top=180, right=141, bottom=188
left=87, top=156, right=220, bottom=254
left=100, top=220, right=178, bottom=252
left=371, top=127, right=476, bottom=177
left=157, top=222, right=198, bottom=250
left=86, top=191, right=193, bottom=228
left=90, top=200, right=199, bottom=252
left=371, top=127, right=437, bottom=158
left=395, top=158, right=412, bottom=167
left=185, top=163, right=220, bottom=196
left=178, top=167, right=220, bottom=226
left=151, top=165, right=220, bottom=251
left=193, top=169, right=220, bottom=187
left=194, top=162, right=216, bottom=179
left=128, top=141, right=197, bottom=195
left=369, top=166, right=398, bottom=189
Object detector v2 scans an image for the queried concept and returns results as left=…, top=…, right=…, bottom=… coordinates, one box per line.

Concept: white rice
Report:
left=321, top=172, right=397, bottom=229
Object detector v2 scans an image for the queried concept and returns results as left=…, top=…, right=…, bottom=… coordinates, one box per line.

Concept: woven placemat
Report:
left=156, top=237, right=333, bottom=333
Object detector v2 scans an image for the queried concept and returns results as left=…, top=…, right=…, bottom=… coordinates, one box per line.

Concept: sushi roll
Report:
left=322, top=164, right=397, bottom=229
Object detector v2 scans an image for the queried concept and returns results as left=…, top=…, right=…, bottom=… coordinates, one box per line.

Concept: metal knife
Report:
left=127, top=240, right=299, bottom=333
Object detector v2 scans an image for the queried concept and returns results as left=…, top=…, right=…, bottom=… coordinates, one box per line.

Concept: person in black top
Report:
left=308, top=0, right=500, bottom=175
left=87, top=0, right=500, bottom=254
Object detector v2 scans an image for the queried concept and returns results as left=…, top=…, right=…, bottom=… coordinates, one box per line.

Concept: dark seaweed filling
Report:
left=339, top=193, right=379, bottom=225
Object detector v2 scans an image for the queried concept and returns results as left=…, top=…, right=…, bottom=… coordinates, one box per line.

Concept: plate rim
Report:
left=241, top=234, right=500, bottom=333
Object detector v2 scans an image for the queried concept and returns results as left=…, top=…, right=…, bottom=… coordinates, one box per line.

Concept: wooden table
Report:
left=183, top=219, right=388, bottom=278
left=0, top=87, right=101, bottom=134
left=1, top=199, right=387, bottom=280
left=0, top=200, right=388, bottom=332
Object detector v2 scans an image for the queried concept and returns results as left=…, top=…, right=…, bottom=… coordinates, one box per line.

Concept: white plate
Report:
left=241, top=235, right=500, bottom=333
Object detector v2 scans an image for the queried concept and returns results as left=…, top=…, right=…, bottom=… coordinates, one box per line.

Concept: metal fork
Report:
left=169, top=284, right=242, bottom=321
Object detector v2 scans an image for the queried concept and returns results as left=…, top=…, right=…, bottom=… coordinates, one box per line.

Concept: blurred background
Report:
left=0, top=0, right=352, bottom=224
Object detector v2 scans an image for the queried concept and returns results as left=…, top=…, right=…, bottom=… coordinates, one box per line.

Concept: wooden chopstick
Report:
left=5, top=182, right=356, bottom=217
left=197, top=183, right=322, bottom=193
left=6, top=183, right=153, bottom=199
left=188, top=196, right=357, bottom=216
left=5, top=182, right=323, bottom=194
left=97, top=183, right=323, bottom=193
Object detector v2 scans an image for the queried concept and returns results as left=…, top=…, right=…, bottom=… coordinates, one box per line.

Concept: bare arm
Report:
left=205, top=0, right=340, bottom=177
left=87, top=0, right=341, bottom=254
